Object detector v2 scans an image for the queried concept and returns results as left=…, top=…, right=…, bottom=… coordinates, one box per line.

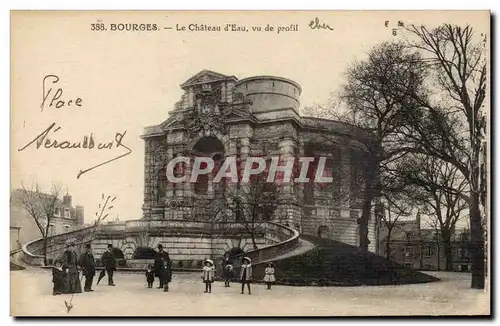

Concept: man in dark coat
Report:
left=78, top=243, right=96, bottom=292
left=153, top=244, right=171, bottom=289
left=100, top=243, right=117, bottom=286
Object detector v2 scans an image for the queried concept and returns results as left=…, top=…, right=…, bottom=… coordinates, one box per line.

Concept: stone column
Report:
left=340, top=146, right=351, bottom=219
left=239, top=137, right=250, bottom=187
left=278, top=137, right=296, bottom=226
left=187, top=88, right=194, bottom=108
left=166, top=147, right=175, bottom=199
left=142, top=139, right=153, bottom=219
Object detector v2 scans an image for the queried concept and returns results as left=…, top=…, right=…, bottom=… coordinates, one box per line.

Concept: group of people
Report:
left=146, top=244, right=173, bottom=292
left=200, top=256, right=276, bottom=294
left=51, top=240, right=117, bottom=295
left=51, top=240, right=276, bottom=296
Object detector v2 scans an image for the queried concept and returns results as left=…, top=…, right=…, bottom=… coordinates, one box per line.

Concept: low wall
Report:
left=22, top=224, right=96, bottom=266
left=233, top=221, right=299, bottom=266
left=20, top=220, right=298, bottom=268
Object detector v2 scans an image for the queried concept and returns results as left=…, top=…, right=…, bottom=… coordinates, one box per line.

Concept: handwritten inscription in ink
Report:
left=309, top=17, right=334, bottom=31
left=40, top=75, right=83, bottom=112
left=22, top=74, right=132, bottom=178
left=18, top=122, right=132, bottom=179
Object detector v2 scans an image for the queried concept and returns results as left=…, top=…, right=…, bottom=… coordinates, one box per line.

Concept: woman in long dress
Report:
left=60, top=240, right=82, bottom=294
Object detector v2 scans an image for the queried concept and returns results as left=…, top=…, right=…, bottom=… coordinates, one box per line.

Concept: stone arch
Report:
left=132, top=246, right=156, bottom=260
left=317, top=225, right=330, bottom=239
left=224, top=247, right=245, bottom=264
left=112, top=247, right=125, bottom=259
left=192, top=136, right=225, bottom=195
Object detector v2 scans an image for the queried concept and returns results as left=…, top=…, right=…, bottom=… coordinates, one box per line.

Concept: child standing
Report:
left=263, top=262, right=276, bottom=290
left=145, top=264, right=155, bottom=288
left=239, top=257, right=252, bottom=295
left=202, top=259, right=215, bottom=293
left=52, top=260, right=65, bottom=295
left=223, top=262, right=233, bottom=287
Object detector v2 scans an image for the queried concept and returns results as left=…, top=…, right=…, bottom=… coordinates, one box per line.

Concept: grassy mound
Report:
left=253, top=235, right=439, bottom=286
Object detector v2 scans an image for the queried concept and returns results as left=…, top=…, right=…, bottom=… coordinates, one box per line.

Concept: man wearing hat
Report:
left=99, top=244, right=117, bottom=286
left=78, top=243, right=96, bottom=292
left=153, top=244, right=171, bottom=290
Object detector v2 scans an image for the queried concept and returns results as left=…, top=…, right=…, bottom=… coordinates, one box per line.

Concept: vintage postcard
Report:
left=10, top=10, right=491, bottom=316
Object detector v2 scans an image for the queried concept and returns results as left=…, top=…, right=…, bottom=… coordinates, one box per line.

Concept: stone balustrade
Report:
left=233, top=221, right=299, bottom=266
left=21, top=220, right=299, bottom=270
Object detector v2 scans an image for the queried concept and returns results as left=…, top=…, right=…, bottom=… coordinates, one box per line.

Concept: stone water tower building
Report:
left=141, top=70, right=378, bottom=251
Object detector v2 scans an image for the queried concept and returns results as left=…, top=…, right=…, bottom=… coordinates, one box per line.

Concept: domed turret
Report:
left=234, top=76, right=301, bottom=113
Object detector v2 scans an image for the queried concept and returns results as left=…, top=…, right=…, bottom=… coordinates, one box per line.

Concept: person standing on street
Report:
left=99, top=244, right=116, bottom=286
left=240, top=257, right=252, bottom=295
left=78, top=243, right=96, bottom=292
left=60, top=239, right=82, bottom=294
left=154, top=244, right=170, bottom=289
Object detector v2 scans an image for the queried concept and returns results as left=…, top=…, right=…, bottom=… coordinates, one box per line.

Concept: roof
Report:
left=10, top=189, right=71, bottom=210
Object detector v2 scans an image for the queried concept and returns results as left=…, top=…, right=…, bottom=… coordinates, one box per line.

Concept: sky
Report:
left=10, top=11, right=489, bottom=223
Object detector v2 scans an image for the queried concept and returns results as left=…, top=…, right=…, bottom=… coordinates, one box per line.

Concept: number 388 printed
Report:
left=91, top=23, right=107, bottom=31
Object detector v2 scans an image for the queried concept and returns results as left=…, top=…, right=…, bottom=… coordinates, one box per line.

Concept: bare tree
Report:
left=401, top=155, right=468, bottom=271
left=401, top=24, right=487, bottom=288
left=305, top=41, right=428, bottom=251
left=20, top=182, right=62, bottom=265
left=226, top=178, right=283, bottom=249
left=379, top=195, right=412, bottom=260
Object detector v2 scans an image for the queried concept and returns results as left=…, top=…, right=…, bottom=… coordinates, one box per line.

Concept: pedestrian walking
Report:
left=98, top=244, right=116, bottom=286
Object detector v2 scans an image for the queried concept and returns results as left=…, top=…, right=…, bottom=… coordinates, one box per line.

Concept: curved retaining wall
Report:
left=20, top=220, right=299, bottom=269
left=233, top=222, right=300, bottom=266
left=21, top=224, right=97, bottom=266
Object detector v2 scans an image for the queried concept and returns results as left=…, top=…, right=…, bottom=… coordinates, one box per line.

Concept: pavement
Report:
left=10, top=268, right=489, bottom=316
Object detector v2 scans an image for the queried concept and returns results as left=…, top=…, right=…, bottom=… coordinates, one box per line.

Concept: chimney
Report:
left=63, top=195, right=72, bottom=207
left=75, top=205, right=84, bottom=225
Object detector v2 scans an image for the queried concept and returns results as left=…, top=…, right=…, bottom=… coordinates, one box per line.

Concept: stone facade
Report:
left=141, top=70, right=378, bottom=252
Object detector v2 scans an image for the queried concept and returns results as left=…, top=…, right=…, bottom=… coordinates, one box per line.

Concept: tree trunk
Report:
left=385, top=229, right=392, bottom=260
left=470, top=191, right=485, bottom=289
left=442, top=239, right=453, bottom=271
left=358, top=158, right=377, bottom=252
left=43, top=236, right=49, bottom=266
left=436, top=241, right=441, bottom=271
left=358, top=194, right=372, bottom=252
left=419, top=241, right=424, bottom=269
left=250, top=232, right=258, bottom=250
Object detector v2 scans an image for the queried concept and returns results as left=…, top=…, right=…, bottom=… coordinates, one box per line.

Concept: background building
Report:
left=10, top=189, right=85, bottom=250
left=379, top=216, right=471, bottom=272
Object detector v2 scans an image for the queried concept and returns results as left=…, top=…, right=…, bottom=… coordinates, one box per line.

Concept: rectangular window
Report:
left=54, top=208, right=60, bottom=217
left=48, top=224, right=56, bottom=236
left=425, top=246, right=434, bottom=257
left=404, top=246, right=414, bottom=254
left=64, top=208, right=70, bottom=218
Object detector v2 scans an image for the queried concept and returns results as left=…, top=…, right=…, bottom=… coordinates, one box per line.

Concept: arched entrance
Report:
left=224, top=247, right=245, bottom=264
left=132, top=247, right=156, bottom=260
left=192, top=136, right=225, bottom=195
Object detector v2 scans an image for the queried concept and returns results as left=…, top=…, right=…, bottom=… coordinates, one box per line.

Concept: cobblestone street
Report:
left=10, top=268, right=489, bottom=316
